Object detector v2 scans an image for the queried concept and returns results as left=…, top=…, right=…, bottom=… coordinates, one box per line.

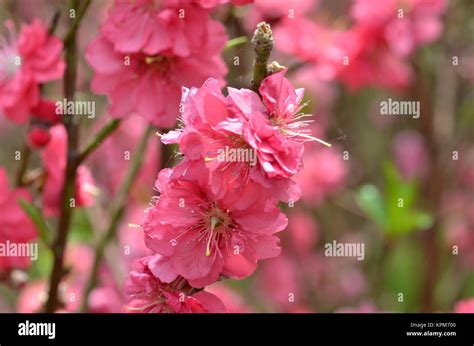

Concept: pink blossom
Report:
left=0, top=19, right=64, bottom=123
left=86, top=0, right=227, bottom=128
left=351, top=0, right=446, bottom=57
left=256, top=253, right=301, bottom=311
left=0, top=168, right=37, bottom=272
left=339, top=0, right=446, bottom=90
left=40, top=125, right=96, bottom=216
left=124, top=256, right=226, bottom=313
left=295, top=147, right=347, bottom=205
left=179, top=0, right=253, bottom=8
left=336, top=26, right=414, bottom=90
left=274, top=17, right=349, bottom=81
left=88, top=286, right=123, bottom=313
left=454, top=298, right=474, bottom=313
left=287, top=210, right=318, bottom=255
left=274, top=0, right=446, bottom=91
left=206, top=283, right=251, bottom=312
left=275, top=18, right=414, bottom=90
left=393, top=130, right=429, bottom=180
left=245, top=0, right=317, bottom=32
left=164, top=70, right=326, bottom=203
left=142, top=168, right=287, bottom=288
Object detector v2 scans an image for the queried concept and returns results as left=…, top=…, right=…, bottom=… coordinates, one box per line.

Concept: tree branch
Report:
left=45, top=0, right=91, bottom=313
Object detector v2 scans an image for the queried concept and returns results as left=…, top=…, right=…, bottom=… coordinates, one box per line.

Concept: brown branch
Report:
left=45, top=0, right=91, bottom=313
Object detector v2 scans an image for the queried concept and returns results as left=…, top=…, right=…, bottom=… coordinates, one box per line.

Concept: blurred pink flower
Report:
left=393, top=130, right=429, bottom=180
left=91, top=115, right=160, bottom=201
left=40, top=124, right=96, bottom=216
left=275, top=17, right=349, bottom=81
left=257, top=253, right=302, bottom=311
left=0, top=19, right=64, bottom=123
left=337, top=26, right=414, bottom=90
left=287, top=210, right=318, bottom=255
left=275, top=0, right=445, bottom=91
left=351, top=0, right=446, bottom=57
left=0, top=168, right=37, bottom=273
left=120, top=206, right=153, bottom=269
left=295, top=147, right=347, bottom=205
left=86, top=0, right=227, bottom=128
left=88, top=286, right=123, bottom=313
left=341, top=0, right=446, bottom=90
left=124, top=256, right=226, bottom=313
left=207, top=282, right=252, bottom=312
left=245, top=0, right=317, bottom=32
left=182, top=0, right=253, bottom=8
left=18, top=244, right=122, bottom=312
left=65, top=244, right=123, bottom=313
left=454, top=298, right=474, bottom=313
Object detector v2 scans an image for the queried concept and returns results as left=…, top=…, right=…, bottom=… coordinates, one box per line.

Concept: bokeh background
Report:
left=0, top=0, right=473, bottom=313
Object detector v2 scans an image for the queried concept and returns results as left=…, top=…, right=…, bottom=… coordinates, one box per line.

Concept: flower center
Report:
left=204, top=206, right=232, bottom=257
left=142, top=54, right=171, bottom=75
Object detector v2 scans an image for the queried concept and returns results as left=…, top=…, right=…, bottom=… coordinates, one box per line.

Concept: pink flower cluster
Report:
left=274, top=0, right=446, bottom=90
left=86, top=0, right=230, bottom=128
left=125, top=70, right=325, bottom=312
left=0, top=19, right=64, bottom=123
left=40, top=124, right=96, bottom=216
left=0, top=168, right=37, bottom=274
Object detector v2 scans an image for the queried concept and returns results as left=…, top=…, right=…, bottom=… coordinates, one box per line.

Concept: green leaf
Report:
left=18, top=198, right=52, bottom=245
left=355, top=184, right=387, bottom=228
left=224, top=36, right=248, bottom=50
left=28, top=242, right=53, bottom=279
left=384, top=239, right=424, bottom=311
left=69, top=209, right=94, bottom=243
left=383, top=162, right=432, bottom=235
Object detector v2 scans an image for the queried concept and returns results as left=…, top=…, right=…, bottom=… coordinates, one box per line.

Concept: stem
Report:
left=251, top=22, right=273, bottom=92
left=79, top=126, right=153, bottom=312
left=76, top=119, right=121, bottom=165
left=63, top=0, right=91, bottom=44
left=45, top=0, right=91, bottom=313
left=15, top=141, right=31, bottom=187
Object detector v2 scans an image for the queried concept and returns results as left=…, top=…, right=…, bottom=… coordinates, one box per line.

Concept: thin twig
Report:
left=15, top=141, right=31, bottom=187
left=79, top=126, right=153, bottom=312
left=76, top=119, right=121, bottom=166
